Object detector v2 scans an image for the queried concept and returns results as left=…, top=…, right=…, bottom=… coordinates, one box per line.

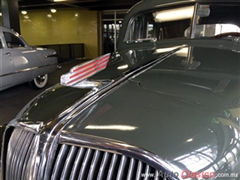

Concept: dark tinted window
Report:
left=3, top=32, right=25, bottom=48
left=126, top=6, right=194, bottom=43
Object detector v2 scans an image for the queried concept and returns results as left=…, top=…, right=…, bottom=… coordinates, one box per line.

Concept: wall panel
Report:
left=12, top=9, right=99, bottom=59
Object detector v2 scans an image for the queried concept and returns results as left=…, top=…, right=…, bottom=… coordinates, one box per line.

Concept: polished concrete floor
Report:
left=0, top=59, right=87, bottom=125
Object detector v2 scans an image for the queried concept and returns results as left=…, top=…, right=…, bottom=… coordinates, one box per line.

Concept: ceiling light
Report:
left=51, top=9, right=57, bottom=13
left=0, top=13, right=2, bottom=16
left=21, top=11, right=27, bottom=15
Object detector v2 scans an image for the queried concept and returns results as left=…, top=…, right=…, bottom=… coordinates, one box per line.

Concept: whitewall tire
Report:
left=29, top=74, right=48, bottom=89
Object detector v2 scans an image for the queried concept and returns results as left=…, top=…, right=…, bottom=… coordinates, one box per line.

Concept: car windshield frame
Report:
left=124, top=2, right=240, bottom=43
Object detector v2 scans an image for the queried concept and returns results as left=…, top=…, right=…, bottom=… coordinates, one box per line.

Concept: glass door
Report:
left=102, top=10, right=127, bottom=54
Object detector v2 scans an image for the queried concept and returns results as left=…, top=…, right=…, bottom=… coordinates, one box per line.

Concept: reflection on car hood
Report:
left=64, top=69, right=240, bottom=157
left=17, top=41, right=240, bottom=175
left=62, top=42, right=240, bottom=174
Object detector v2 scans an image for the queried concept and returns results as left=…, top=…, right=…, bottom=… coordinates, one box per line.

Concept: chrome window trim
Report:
left=190, top=3, right=199, bottom=39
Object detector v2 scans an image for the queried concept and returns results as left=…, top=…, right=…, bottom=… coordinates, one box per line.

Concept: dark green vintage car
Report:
left=1, top=0, right=240, bottom=179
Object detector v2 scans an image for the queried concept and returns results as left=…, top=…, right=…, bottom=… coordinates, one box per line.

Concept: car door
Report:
left=3, top=31, right=34, bottom=86
left=0, top=33, right=14, bottom=90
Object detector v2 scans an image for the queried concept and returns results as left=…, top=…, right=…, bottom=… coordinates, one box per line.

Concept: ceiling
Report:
left=18, top=0, right=141, bottom=11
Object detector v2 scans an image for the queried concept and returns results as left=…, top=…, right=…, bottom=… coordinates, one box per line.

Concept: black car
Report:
left=1, top=0, right=240, bottom=179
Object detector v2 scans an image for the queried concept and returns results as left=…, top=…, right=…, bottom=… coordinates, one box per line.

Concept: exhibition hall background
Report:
left=0, top=8, right=125, bottom=59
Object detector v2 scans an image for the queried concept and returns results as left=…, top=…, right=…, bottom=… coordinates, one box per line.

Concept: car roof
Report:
left=0, top=26, right=16, bottom=33
left=117, top=0, right=240, bottom=50
left=140, top=0, right=240, bottom=5
left=125, top=0, right=240, bottom=24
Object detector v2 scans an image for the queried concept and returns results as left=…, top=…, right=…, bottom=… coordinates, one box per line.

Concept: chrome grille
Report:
left=50, top=144, right=166, bottom=180
left=4, top=127, right=36, bottom=180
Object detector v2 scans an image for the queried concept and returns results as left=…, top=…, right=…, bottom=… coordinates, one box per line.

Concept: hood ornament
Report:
left=61, top=53, right=110, bottom=88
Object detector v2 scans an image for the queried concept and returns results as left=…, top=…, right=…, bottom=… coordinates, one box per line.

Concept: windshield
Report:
left=190, top=4, right=240, bottom=38
left=125, top=3, right=240, bottom=43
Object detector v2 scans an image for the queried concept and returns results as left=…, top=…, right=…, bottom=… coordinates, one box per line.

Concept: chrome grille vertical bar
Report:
left=21, top=137, right=36, bottom=180
left=60, top=146, right=78, bottom=180
left=51, top=144, right=70, bottom=180
left=69, top=147, right=86, bottom=180
left=15, top=132, right=34, bottom=180
left=135, top=161, right=143, bottom=180
left=5, top=128, right=36, bottom=180
left=154, top=170, right=159, bottom=180
left=116, top=155, right=127, bottom=180
left=127, top=158, right=136, bottom=180
left=106, top=153, right=118, bottom=180
left=144, top=164, right=150, bottom=180
left=97, top=152, right=110, bottom=180
left=78, top=148, right=93, bottom=180
left=11, top=130, right=27, bottom=180
left=87, top=150, right=101, bottom=180
left=11, top=132, right=27, bottom=180
left=6, top=128, right=23, bottom=180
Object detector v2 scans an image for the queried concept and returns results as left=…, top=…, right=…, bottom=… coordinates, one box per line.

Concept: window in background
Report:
left=102, top=10, right=127, bottom=54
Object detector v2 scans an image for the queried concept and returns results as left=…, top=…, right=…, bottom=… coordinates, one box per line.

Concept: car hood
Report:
left=17, top=40, right=240, bottom=124
left=30, top=46, right=57, bottom=55
left=15, top=41, right=240, bottom=174
left=63, top=74, right=240, bottom=169
left=62, top=43, right=240, bottom=174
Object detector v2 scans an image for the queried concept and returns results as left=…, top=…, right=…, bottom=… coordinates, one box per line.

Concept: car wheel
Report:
left=29, top=74, right=48, bottom=89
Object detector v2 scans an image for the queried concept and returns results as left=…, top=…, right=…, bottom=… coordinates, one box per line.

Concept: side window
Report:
left=3, top=32, right=25, bottom=48
left=126, top=6, right=194, bottom=43
left=128, top=15, right=145, bottom=42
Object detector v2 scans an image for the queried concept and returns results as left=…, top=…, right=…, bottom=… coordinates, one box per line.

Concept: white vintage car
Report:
left=0, top=26, right=58, bottom=91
